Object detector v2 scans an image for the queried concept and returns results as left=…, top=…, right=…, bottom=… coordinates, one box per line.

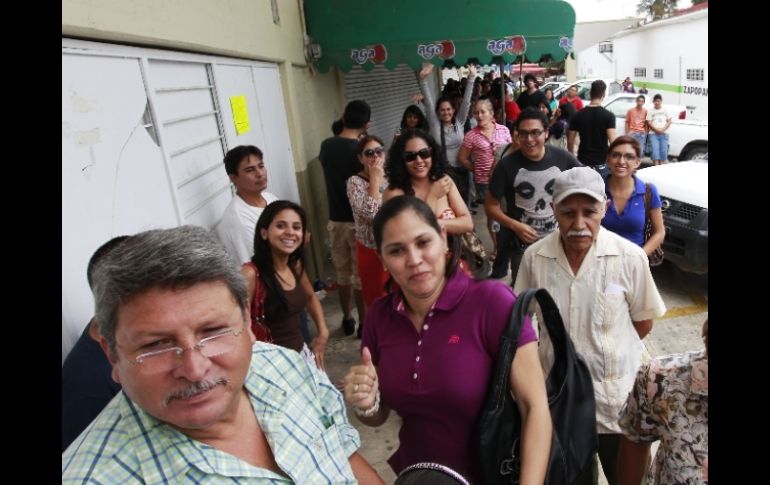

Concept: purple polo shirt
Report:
left=362, top=268, right=537, bottom=483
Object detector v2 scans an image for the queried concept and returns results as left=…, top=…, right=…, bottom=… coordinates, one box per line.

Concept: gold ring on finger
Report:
left=353, top=384, right=359, bottom=392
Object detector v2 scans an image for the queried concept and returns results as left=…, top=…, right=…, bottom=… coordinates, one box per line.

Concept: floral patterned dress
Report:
left=618, top=350, right=708, bottom=484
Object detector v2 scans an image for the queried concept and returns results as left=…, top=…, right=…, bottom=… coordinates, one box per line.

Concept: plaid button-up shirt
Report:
left=62, top=344, right=361, bottom=483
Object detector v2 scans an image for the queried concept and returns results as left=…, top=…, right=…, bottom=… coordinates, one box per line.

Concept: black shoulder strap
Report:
left=487, top=288, right=568, bottom=406
left=499, top=143, right=513, bottom=160
left=644, top=183, right=652, bottom=222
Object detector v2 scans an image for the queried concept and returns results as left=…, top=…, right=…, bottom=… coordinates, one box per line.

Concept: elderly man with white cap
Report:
left=513, top=166, right=666, bottom=485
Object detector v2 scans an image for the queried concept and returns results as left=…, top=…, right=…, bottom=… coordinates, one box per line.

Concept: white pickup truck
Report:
left=602, top=93, right=708, bottom=161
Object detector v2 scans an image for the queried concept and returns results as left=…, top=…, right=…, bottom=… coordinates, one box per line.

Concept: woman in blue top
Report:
left=601, top=136, right=665, bottom=258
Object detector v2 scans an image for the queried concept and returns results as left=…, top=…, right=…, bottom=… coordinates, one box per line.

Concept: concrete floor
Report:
left=317, top=207, right=705, bottom=484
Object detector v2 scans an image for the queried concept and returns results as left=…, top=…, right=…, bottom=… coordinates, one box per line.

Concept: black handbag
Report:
left=477, top=288, right=598, bottom=484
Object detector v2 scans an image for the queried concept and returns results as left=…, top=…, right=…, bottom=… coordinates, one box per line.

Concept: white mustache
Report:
left=164, top=378, right=229, bottom=406
left=567, top=230, right=592, bottom=237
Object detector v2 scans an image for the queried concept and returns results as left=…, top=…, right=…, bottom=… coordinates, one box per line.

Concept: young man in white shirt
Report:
left=646, top=94, right=672, bottom=166
left=214, top=145, right=278, bottom=264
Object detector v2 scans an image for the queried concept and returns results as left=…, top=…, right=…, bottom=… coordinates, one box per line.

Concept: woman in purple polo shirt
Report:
left=601, top=136, right=665, bottom=256
left=343, top=196, right=552, bottom=484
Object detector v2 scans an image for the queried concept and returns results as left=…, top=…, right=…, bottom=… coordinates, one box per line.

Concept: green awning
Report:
left=304, top=0, right=576, bottom=72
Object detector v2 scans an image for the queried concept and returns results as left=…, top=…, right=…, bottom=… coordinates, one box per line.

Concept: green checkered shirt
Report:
left=62, top=343, right=361, bottom=483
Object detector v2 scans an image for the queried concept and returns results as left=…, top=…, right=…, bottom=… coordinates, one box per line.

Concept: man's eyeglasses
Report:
left=608, top=151, right=638, bottom=162
left=122, top=325, right=247, bottom=375
left=363, top=147, right=385, bottom=158
left=403, top=147, right=432, bottom=162
left=517, top=129, right=545, bottom=139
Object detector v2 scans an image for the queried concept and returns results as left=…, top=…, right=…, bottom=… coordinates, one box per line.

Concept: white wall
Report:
left=614, top=14, right=707, bottom=119
left=576, top=46, right=615, bottom=80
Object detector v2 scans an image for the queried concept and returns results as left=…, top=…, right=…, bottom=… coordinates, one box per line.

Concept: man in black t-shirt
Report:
left=319, top=100, right=370, bottom=336
left=567, top=80, right=617, bottom=169
left=486, top=108, right=582, bottom=281
left=516, top=73, right=548, bottom=111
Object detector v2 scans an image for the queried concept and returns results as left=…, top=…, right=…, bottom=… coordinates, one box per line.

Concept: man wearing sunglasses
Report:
left=62, top=226, right=383, bottom=484
left=486, top=108, right=581, bottom=281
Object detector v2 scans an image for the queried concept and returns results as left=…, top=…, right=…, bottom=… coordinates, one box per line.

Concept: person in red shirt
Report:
left=559, top=85, right=584, bottom=111
left=625, top=95, right=649, bottom=152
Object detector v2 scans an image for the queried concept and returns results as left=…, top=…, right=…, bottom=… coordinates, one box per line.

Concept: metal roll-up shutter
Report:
left=344, top=64, right=420, bottom=151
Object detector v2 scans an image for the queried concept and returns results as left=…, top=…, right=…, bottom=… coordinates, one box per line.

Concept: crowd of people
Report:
left=62, top=67, right=706, bottom=484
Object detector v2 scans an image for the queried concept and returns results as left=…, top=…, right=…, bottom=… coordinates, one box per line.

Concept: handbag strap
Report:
left=643, top=183, right=652, bottom=240
left=488, top=288, right=570, bottom=408
left=245, top=261, right=267, bottom=323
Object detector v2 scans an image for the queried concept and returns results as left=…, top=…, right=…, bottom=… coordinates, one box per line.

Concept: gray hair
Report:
left=91, top=225, right=247, bottom=355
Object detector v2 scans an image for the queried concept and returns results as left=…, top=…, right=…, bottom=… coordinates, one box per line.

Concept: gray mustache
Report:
left=566, top=230, right=592, bottom=237
left=164, top=378, right=229, bottom=406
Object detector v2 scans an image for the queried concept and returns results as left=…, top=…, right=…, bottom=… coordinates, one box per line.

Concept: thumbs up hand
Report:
left=343, top=346, right=379, bottom=410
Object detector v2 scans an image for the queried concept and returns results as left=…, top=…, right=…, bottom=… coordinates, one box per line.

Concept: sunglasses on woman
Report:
left=363, top=147, right=385, bottom=158
left=403, top=147, right=432, bottom=162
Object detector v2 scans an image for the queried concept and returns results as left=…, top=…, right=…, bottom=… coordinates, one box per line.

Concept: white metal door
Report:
left=62, top=39, right=301, bottom=363
left=250, top=66, right=300, bottom=202
left=147, top=59, right=230, bottom=228
left=62, top=52, right=179, bottom=363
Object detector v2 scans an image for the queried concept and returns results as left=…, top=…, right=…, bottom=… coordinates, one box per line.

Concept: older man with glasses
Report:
left=62, top=225, right=383, bottom=484
left=485, top=107, right=582, bottom=282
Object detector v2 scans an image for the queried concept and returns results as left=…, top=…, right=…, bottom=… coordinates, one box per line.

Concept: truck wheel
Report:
left=680, top=144, right=708, bottom=161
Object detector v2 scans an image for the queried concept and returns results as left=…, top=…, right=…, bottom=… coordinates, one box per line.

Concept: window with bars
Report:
left=634, top=68, right=646, bottom=78
left=598, top=42, right=613, bottom=53
left=654, top=69, right=663, bottom=79
left=686, top=69, right=704, bottom=81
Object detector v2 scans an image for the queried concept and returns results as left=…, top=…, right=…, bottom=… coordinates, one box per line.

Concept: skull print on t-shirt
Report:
left=513, top=166, right=561, bottom=238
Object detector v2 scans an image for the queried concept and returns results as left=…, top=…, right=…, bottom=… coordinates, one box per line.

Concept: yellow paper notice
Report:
left=230, top=95, right=251, bottom=135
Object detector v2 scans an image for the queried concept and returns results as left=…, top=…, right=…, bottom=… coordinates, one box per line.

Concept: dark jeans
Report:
left=491, top=226, right=526, bottom=282
left=573, top=433, right=622, bottom=485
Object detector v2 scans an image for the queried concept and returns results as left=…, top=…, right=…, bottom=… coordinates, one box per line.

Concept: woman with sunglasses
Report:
left=241, top=201, right=330, bottom=369
left=383, top=129, right=472, bottom=237
left=601, top=136, right=665, bottom=257
left=347, top=136, right=391, bottom=321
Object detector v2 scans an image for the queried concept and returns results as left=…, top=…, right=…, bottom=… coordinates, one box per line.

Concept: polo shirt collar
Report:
left=603, top=174, right=647, bottom=198
left=391, top=267, right=470, bottom=314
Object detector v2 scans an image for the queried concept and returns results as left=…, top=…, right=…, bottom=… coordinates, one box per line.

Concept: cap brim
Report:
left=553, top=189, right=605, bottom=205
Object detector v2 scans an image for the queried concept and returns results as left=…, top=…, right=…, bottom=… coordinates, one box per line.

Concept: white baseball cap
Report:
left=552, top=167, right=606, bottom=205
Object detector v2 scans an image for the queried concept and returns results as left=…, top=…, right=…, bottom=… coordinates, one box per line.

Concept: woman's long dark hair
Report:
left=435, top=96, right=458, bottom=127
left=435, top=96, right=459, bottom=162
left=373, top=196, right=460, bottom=285
left=386, top=129, right=449, bottom=195
left=251, top=200, right=307, bottom=318
left=400, top=105, right=429, bottom=131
